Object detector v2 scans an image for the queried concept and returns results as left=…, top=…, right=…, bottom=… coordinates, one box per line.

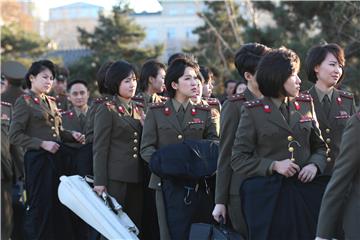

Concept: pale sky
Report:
left=32, top=0, right=162, bottom=20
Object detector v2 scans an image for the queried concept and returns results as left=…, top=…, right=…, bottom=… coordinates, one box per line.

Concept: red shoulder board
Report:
left=244, top=100, right=263, bottom=108
left=61, top=110, right=74, bottom=117
left=47, top=96, right=56, bottom=101
left=23, top=94, right=31, bottom=100
left=338, top=90, right=354, bottom=99
left=149, top=102, right=166, bottom=109
left=194, top=104, right=211, bottom=111
left=301, top=90, right=310, bottom=95
left=206, top=98, right=220, bottom=106
left=105, top=101, right=115, bottom=107
left=94, top=97, right=106, bottom=104
left=295, top=94, right=312, bottom=102
left=132, top=95, right=145, bottom=102
left=134, top=102, right=144, bottom=108
left=228, top=93, right=246, bottom=102
left=1, top=101, right=12, bottom=107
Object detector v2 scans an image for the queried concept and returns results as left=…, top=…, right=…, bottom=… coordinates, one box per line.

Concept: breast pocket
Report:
left=299, top=121, right=313, bottom=131
left=259, top=125, right=279, bottom=137
left=32, top=110, right=48, bottom=120
left=188, top=122, right=205, bottom=131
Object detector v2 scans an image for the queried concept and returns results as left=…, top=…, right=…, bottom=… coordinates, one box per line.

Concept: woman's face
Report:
left=118, top=72, right=137, bottom=99
left=202, top=78, right=214, bottom=98
left=172, top=66, right=198, bottom=99
left=30, top=68, right=54, bottom=94
left=191, top=79, right=203, bottom=103
left=236, top=83, right=247, bottom=94
left=315, top=52, right=343, bottom=87
left=150, top=68, right=166, bottom=93
left=284, top=73, right=301, bottom=97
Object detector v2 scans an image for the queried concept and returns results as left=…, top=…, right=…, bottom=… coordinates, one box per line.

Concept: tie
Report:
left=41, top=97, right=50, bottom=109
left=176, top=106, right=185, bottom=126
left=280, top=102, right=289, bottom=123
left=79, top=113, right=86, bottom=131
left=322, top=95, right=331, bottom=117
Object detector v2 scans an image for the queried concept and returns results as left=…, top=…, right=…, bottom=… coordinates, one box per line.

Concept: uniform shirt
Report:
left=307, top=86, right=355, bottom=174
left=231, top=95, right=327, bottom=178
left=9, top=90, right=75, bottom=151
left=215, top=88, right=256, bottom=204
left=140, top=98, right=219, bottom=190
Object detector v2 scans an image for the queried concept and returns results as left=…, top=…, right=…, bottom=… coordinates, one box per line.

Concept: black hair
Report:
left=165, top=57, right=200, bottom=98
left=199, top=66, right=213, bottom=84
left=234, top=43, right=271, bottom=79
left=67, top=79, right=88, bottom=92
left=224, top=79, right=238, bottom=89
left=257, top=47, right=300, bottom=98
left=25, top=60, right=56, bottom=88
left=167, top=52, right=198, bottom=66
left=305, top=43, right=345, bottom=84
left=96, top=61, right=113, bottom=94
left=105, top=60, right=137, bottom=95
left=138, top=59, right=166, bottom=92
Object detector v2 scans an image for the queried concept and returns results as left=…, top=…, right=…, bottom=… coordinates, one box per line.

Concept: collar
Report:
left=315, top=86, right=333, bottom=102
left=115, top=95, right=132, bottom=109
left=171, top=98, right=190, bottom=112
left=73, top=106, right=88, bottom=117
left=271, top=97, right=288, bottom=109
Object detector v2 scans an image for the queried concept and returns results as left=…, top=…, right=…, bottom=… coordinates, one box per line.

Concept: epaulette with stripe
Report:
left=244, top=99, right=263, bottom=108
left=1, top=101, right=12, bottom=107
left=94, top=96, right=110, bottom=104
left=47, top=96, right=56, bottom=101
left=228, top=93, right=246, bottom=102
left=149, top=102, right=166, bottom=109
left=194, top=104, right=211, bottom=111
left=134, top=101, right=144, bottom=108
left=338, top=90, right=354, bottom=99
left=132, top=95, right=145, bottom=102
left=206, top=97, right=220, bottom=106
left=295, top=93, right=312, bottom=102
left=60, top=110, right=74, bottom=117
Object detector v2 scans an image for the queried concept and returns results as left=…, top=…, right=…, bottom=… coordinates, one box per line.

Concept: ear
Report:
left=149, top=76, right=155, bottom=85
left=171, top=81, right=178, bottom=90
left=314, top=65, right=320, bottom=73
left=29, top=75, right=35, bottom=81
left=244, top=72, right=254, bottom=82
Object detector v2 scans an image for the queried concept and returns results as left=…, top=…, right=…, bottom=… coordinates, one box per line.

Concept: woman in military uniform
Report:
left=140, top=57, right=219, bottom=240
left=92, top=60, right=145, bottom=233
left=305, top=43, right=356, bottom=175
left=9, top=60, right=84, bottom=240
left=231, top=48, right=327, bottom=239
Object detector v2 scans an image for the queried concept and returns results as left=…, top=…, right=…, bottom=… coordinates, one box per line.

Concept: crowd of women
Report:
left=2, top=42, right=359, bottom=240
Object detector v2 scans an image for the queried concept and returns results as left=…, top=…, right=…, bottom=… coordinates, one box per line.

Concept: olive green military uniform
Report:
left=316, top=111, right=360, bottom=239
left=1, top=60, right=27, bottom=105
left=54, top=93, right=70, bottom=111
left=307, top=86, right=356, bottom=174
left=140, top=98, right=219, bottom=240
left=215, top=88, right=256, bottom=237
left=132, top=92, right=167, bottom=113
left=204, top=97, right=221, bottom=134
left=231, top=94, right=327, bottom=178
left=85, top=94, right=111, bottom=144
left=93, top=95, right=144, bottom=229
left=61, top=107, right=88, bottom=148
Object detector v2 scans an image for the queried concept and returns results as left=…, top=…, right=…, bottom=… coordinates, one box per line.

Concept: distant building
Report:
left=44, top=2, right=103, bottom=50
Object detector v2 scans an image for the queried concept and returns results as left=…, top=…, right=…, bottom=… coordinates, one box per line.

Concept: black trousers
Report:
left=23, top=147, right=74, bottom=240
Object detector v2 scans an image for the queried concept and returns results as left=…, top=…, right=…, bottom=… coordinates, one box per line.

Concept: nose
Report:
left=296, top=75, right=301, bottom=84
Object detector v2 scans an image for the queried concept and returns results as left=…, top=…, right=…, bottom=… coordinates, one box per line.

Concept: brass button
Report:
left=133, top=154, right=137, bottom=158
left=133, top=139, right=138, bottom=144
left=134, top=132, right=138, bottom=137
left=326, top=157, right=331, bottom=162
left=50, top=118, right=54, bottom=122
left=287, top=136, right=293, bottom=141
left=288, top=147, right=294, bottom=153
left=51, top=126, right=55, bottom=130
left=158, top=182, right=161, bottom=187
left=133, top=147, right=138, bottom=151
left=325, top=128, right=331, bottom=133
left=52, top=133, right=57, bottom=137
left=177, top=134, right=183, bottom=140
left=326, top=138, right=331, bottom=144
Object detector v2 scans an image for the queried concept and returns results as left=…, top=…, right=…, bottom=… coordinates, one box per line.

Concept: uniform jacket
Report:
left=231, top=95, right=327, bottom=177
left=140, top=99, right=219, bottom=190
left=132, top=92, right=167, bottom=113
left=1, top=101, right=13, bottom=180
left=307, top=87, right=356, bottom=174
left=9, top=91, right=75, bottom=151
left=62, top=107, right=87, bottom=148
left=54, top=93, right=70, bottom=111
left=215, top=88, right=256, bottom=204
left=93, top=95, right=144, bottom=186
left=316, top=112, right=360, bottom=239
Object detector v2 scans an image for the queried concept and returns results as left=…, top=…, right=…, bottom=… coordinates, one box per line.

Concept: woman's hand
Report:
left=93, top=185, right=107, bottom=196
left=273, top=159, right=300, bottom=177
left=72, top=131, right=85, bottom=144
left=298, top=163, right=317, bottom=182
left=212, top=204, right=227, bottom=223
left=40, top=141, right=60, bottom=153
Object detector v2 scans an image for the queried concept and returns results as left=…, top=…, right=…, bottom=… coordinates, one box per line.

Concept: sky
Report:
left=33, top=0, right=162, bottom=20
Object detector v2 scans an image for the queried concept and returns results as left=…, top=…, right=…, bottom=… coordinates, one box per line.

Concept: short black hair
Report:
left=56, top=66, right=69, bottom=82
left=257, top=47, right=300, bottom=98
left=67, top=79, right=88, bottom=92
left=165, top=57, right=200, bottom=98
left=234, top=43, right=270, bottom=79
left=138, top=59, right=166, bottom=92
left=105, top=60, right=137, bottom=95
left=305, top=43, right=345, bottom=84
left=224, top=79, right=238, bottom=88
left=199, top=66, right=213, bottom=84
left=25, top=60, right=56, bottom=88
left=167, top=52, right=198, bottom=66
left=96, top=61, right=113, bottom=94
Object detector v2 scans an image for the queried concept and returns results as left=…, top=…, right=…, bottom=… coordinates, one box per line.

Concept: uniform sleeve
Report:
left=231, top=107, right=275, bottom=177
left=204, top=108, right=219, bottom=140
left=308, top=101, right=327, bottom=172
left=140, top=108, right=158, bottom=163
left=215, top=101, right=239, bottom=204
left=316, top=115, right=360, bottom=238
left=9, top=97, right=43, bottom=150
left=85, top=103, right=97, bottom=143
left=93, top=104, right=112, bottom=186
left=59, top=123, right=76, bottom=143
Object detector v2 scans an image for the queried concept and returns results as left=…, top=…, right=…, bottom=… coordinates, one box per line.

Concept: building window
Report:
left=167, top=28, right=176, bottom=39
left=148, top=28, right=158, bottom=40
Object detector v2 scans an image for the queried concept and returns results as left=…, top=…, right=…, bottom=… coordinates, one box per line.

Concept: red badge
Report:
left=164, top=107, right=171, bottom=116
left=193, top=118, right=201, bottom=123
left=69, top=111, right=74, bottom=118
left=263, top=104, right=271, bottom=113
left=336, top=97, right=342, bottom=105
left=118, top=106, right=125, bottom=114
left=191, top=108, right=197, bottom=116
left=293, top=101, right=300, bottom=111
left=33, top=97, right=40, bottom=104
